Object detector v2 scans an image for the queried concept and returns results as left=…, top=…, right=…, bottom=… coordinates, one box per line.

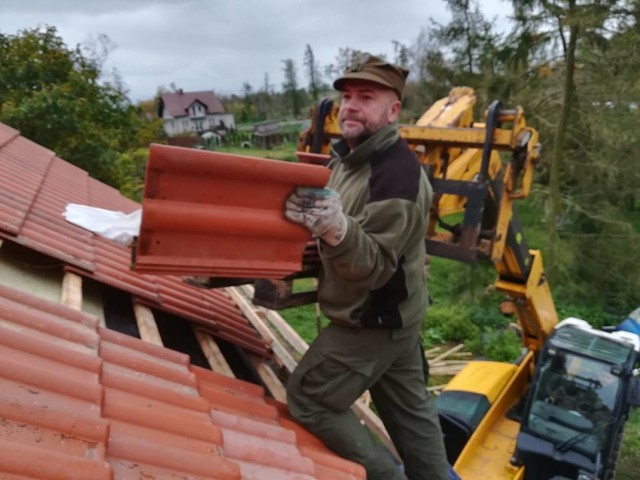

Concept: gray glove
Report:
left=284, top=187, right=349, bottom=246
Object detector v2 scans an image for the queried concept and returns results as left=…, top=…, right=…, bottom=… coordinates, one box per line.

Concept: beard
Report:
left=339, top=113, right=388, bottom=147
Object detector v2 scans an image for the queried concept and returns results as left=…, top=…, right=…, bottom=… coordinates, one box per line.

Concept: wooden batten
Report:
left=240, top=284, right=309, bottom=356
left=352, top=401, right=401, bottom=462
left=248, top=354, right=287, bottom=403
left=132, top=302, right=164, bottom=346
left=61, top=271, right=83, bottom=310
left=193, top=327, right=235, bottom=377
left=227, top=287, right=298, bottom=373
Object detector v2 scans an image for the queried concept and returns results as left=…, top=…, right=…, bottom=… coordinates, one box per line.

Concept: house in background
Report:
left=158, top=89, right=235, bottom=136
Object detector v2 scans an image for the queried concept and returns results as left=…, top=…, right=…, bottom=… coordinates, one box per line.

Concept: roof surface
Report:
left=0, top=122, right=269, bottom=356
left=160, top=90, right=225, bottom=118
left=0, top=282, right=365, bottom=480
left=0, top=121, right=366, bottom=479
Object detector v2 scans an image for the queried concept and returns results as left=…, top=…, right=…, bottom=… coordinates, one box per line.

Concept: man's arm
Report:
left=285, top=187, right=424, bottom=289
left=321, top=198, right=423, bottom=289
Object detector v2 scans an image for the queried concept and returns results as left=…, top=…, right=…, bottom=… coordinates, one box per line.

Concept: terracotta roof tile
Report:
left=160, top=90, right=225, bottom=118
left=0, top=283, right=366, bottom=480
left=0, top=122, right=366, bottom=480
left=133, top=144, right=331, bottom=278
left=0, top=122, right=270, bottom=356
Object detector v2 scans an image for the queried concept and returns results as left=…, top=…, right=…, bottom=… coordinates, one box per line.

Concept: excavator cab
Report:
left=514, top=318, right=640, bottom=480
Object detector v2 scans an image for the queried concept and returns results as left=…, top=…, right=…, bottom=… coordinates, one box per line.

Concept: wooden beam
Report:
left=227, top=287, right=298, bottom=373
left=248, top=354, right=287, bottom=403
left=430, top=344, right=464, bottom=364
left=133, top=302, right=163, bottom=346
left=241, top=285, right=309, bottom=356
left=352, top=400, right=401, bottom=462
left=194, top=327, right=235, bottom=377
left=61, top=271, right=83, bottom=310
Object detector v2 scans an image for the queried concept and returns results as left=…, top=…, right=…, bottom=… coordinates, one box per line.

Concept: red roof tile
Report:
left=160, top=90, right=225, bottom=118
left=0, top=122, right=270, bottom=356
left=0, top=282, right=366, bottom=480
left=133, top=144, right=331, bottom=278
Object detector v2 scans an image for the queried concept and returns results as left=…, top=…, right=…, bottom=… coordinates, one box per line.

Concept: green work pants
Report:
left=287, top=323, right=449, bottom=480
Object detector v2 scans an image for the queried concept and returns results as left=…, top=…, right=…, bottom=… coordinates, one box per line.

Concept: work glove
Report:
left=284, top=187, right=348, bottom=246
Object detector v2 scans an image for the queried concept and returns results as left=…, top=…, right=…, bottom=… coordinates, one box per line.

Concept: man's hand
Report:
left=284, top=187, right=348, bottom=246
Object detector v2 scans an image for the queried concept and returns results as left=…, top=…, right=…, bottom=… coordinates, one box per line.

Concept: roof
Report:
left=0, top=121, right=269, bottom=355
left=160, top=90, right=225, bottom=118
left=0, top=281, right=365, bottom=480
left=0, top=122, right=366, bottom=478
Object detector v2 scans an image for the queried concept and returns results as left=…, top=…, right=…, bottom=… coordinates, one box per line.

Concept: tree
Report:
left=324, top=47, right=362, bottom=80
left=0, top=26, right=155, bottom=187
left=240, top=82, right=258, bottom=122
left=392, top=41, right=410, bottom=69
left=282, top=58, right=301, bottom=117
left=303, top=44, right=322, bottom=102
left=255, top=73, right=274, bottom=119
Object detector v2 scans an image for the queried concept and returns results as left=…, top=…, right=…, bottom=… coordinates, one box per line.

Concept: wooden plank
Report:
left=352, top=400, right=401, bottom=462
left=248, top=354, right=287, bottom=403
left=425, top=346, right=442, bottom=356
left=133, top=302, right=163, bottom=346
left=227, top=287, right=298, bottom=373
left=430, top=344, right=464, bottom=364
left=61, top=271, right=83, bottom=310
left=194, top=327, right=235, bottom=377
left=241, top=284, right=309, bottom=355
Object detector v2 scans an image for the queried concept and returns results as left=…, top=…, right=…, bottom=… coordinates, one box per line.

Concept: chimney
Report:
left=178, top=88, right=184, bottom=95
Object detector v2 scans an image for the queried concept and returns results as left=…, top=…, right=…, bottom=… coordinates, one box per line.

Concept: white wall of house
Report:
left=162, top=112, right=236, bottom=136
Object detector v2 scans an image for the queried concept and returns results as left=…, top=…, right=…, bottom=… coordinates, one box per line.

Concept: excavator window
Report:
left=524, top=352, right=620, bottom=458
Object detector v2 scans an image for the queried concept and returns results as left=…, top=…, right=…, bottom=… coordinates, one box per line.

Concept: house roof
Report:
left=0, top=122, right=269, bottom=356
left=160, top=90, right=226, bottom=118
left=0, top=123, right=367, bottom=478
left=0, top=281, right=365, bottom=480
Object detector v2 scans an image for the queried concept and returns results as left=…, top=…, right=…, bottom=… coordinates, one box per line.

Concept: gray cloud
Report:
left=1, top=0, right=509, bottom=101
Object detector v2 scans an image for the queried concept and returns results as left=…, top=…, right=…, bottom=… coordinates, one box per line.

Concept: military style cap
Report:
left=333, top=53, right=409, bottom=99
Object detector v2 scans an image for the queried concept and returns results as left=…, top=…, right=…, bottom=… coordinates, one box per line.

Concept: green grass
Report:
left=211, top=143, right=299, bottom=162
left=618, top=409, right=640, bottom=479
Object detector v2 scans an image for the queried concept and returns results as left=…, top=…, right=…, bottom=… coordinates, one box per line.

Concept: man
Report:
left=284, top=53, right=449, bottom=480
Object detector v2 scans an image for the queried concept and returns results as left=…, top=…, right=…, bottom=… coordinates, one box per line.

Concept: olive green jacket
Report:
left=318, top=123, right=432, bottom=336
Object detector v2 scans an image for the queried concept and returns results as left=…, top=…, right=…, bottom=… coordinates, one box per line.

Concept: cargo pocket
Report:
left=300, top=353, right=375, bottom=411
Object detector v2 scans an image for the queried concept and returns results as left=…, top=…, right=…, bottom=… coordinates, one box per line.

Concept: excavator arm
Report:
left=253, top=88, right=639, bottom=480
left=292, top=87, right=558, bottom=353
left=249, top=88, right=640, bottom=480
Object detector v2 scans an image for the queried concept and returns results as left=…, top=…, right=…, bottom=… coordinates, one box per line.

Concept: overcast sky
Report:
left=2, top=0, right=510, bottom=102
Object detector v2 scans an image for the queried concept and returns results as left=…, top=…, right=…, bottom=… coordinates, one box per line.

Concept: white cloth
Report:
left=62, top=203, right=141, bottom=246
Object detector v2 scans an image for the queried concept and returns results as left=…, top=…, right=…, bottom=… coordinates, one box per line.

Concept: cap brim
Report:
left=333, top=72, right=395, bottom=92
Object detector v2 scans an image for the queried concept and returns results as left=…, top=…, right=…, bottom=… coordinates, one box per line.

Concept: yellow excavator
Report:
left=256, top=88, right=640, bottom=480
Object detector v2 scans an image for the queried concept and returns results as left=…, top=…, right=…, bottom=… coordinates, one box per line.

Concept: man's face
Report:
left=337, top=80, right=400, bottom=147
